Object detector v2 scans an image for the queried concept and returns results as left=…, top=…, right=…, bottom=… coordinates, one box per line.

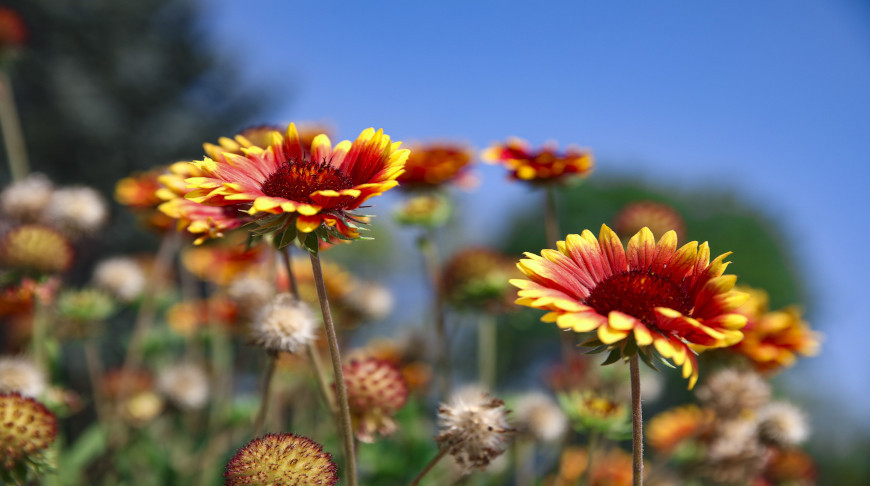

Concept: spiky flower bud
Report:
left=45, top=186, right=108, bottom=236
left=251, top=293, right=317, bottom=354
left=695, top=368, right=770, bottom=420
left=0, top=357, right=46, bottom=398
left=342, top=358, right=408, bottom=443
left=0, top=393, right=57, bottom=469
left=436, top=387, right=514, bottom=473
left=92, top=257, right=146, bottom=302
left=157, top=363, right=210, bottom=411
left=0, top=174, right=53, bottom=222
left=757, top=401, right=809, bottom=447
left=224, top=433, right=338, bottom=486
left=0, top=225, right=73, bottom=273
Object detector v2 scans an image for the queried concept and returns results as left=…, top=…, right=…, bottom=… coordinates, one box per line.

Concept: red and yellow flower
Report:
left=116, top=167, right=176, bottom=231
left=482, top=137, right=593, bottom=183
left=731, top=287, right=820, bottom=373
left=185, top=123, right=408, bottom=240
left=398, top=142, right=474, bottom=188
left=511, top=224, right=748, bottom=388
left=647, top=404, right=714, bottom=454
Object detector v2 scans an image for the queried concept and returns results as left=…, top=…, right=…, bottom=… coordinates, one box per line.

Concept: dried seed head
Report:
left=513, top=391, right=568, bottom=443
left=342, top=358, right=409, bottom=443
left=251, top=293, right=317, bottom=354
left=45, top=186, right=109, bottom=236
left=224, top=433, right=338, bottom=486
left=757, top=401, right=810, bottom=447
left=0, top=393, right=57, bottom=469
left=702, top=417, right=767, bottom=485
left=436, top=386, right=514, bottom=473
left=0, top=174, right=53, bottom=222
left=92, top=257, right=146, bottom=302
left=0, top=356, right=46, bottom=398
left=227, top=276, right=273, bottom=321
left=157, top=363, right=210, bottom=411
left=695, top=368, right=770, bottom=419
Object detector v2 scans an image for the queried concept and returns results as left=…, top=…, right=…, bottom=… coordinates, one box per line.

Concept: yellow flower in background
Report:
left=398, top=142, right=475, bottom=189
left=646, top=404, right=714, bottom=454
left=185, top=123, right=408, bottom=240
left=511, top=224, right=748, bottom=388
left=482, top=137, right=593, bottom=184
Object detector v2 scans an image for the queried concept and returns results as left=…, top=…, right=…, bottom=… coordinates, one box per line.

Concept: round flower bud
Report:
left=92, top=257, right=146, bottom=302
left=436, top=386, right=514, bottom=473
left=44, top=186, right=109, bottom=236
left=342, top=358, right=409, bottom=443
left=251, top=293, right=317, bottom=354
left=157, top=363, right=210, bottom=411
left=224, top=433, right=338, bottom=486
left=0, top=393, right=57, bottom=469
left=0, top=356, right=46, bottom=398
left=0, top=174, right=53, bottom=222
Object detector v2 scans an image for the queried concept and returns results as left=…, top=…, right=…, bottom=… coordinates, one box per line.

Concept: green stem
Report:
left=83, top=339, right=109, bottom=433
left=252, top=352, right=277, bottom=437
left=478, top=313, right=497, bottom=389
left=30, top=297, right=48, bottom=372
left=544, top=187, right=576, bottom=362
left=418, top=229, right=450, bottom=398
left=630, top=355, right=644, bottom=486
left=0, top=70, right=29, bottom=181
left=409, top=446, right=449, bottom=486
left=309, top=249, right=357, bottom=486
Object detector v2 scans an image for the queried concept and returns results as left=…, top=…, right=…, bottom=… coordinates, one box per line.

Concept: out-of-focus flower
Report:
left=443, top=247, right=519, bottom=313
left=0, top=277, right=57, bottom=318
left=482, top=137, right=593, bottom=184
left=342, top=358, right=408, bottom=443
left=393, top=192, right=452, bottom=228
left=166, top=296, right=238, bottom=336
left=513, top=391, right=568, bottom=443
left=224, top=433, right=338, bottom=486
left=731, top=287, right=821, bottom=373
left=92, top=257, right=146, bottom=302
left=349, top=336, right=432, bottom=393
left=0, top=393, right=56, bottom=470
left=0, top=356, right=45, bottom=397
left=0, top=7, right=27, bottom=61
left=56, top=288, right=116, bottom=338
left=695, top=368, right=770, bottom=420
left=181, top=238, right=267, bottom=286
left=613, top=201, right=686, bottom=242
left=251, top=294, right=317, bottom=354
left=757, top=402, right=809, bottom=447
left=759, top=447, right=817, bottom=486
left=157, top=363, right=210, bottom=410
left=344, top=281, right=394, bottom=322
left=123, top=390, right=164, bottom=426
left=115, top=167, right=175, bottom=231
left=398, top=142, right=474, bottom=189
left=186, top=124, right=408, bottom=241
left=45, top=186, right=109, bottom=236
left=0, top=173, right=53, bottom=222
left=436, top=386, right=514, bottom=473
left=226, top=275, right=273, bottom=321
left=101, top=369, right=153, bottom=401
left=512, top=225, right=748, bottom=388
left=204, top=123, right=333, bottom=161
left=552, top=446, right=634, bottom=486
left=558, top=390, right=631, bottom=438
left=647, top=404, right=714, bottom=454
left=702, top=417, right=767, bottom=485
left=0, top=224, right=73, bottom=274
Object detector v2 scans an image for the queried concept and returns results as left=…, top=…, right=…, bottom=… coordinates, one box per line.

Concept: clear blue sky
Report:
left=202, top=0, right=870, bottom=438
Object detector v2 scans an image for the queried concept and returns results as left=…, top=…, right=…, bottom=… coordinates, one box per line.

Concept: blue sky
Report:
left=203, top=0, right=870, bottom=437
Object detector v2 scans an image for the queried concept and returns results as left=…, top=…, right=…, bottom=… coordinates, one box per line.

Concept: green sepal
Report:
left=300, top=231, right=320, bottom=255
left=600, top=348, right=623, bottom=366
left=580, top=337, right=604, bottom=348
left=584, top=345, right=609, bottom=355
left=638, top=349, right=661, bottom=371
left=276, top=224, right=298, bottom=250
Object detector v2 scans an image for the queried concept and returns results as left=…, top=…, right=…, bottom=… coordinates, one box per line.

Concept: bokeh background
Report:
left=3, top=0, right=869, bottom=482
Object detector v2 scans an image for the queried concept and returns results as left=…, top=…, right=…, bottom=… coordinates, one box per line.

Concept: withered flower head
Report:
left=157, top=363, right=210, bottom=411
left=251, top=293, right=317, bottom=354
left=45, top=186, right=109, bottom=236
left=436, top=386, right=514, bottom=473
left=0, top=173, right=53, bottom=222
left=0, top=356, right=46, bottom=398
left=224, top=433, right=338, bottom=486
left=757, top=401, right=809, bottom=447
left=342, top=358, right=409, bottom=443
left=92, top=257, right=146, bottom=302
left=695, top=368, right=770, bottom=419
left=513, top=391, right=568, bottom=443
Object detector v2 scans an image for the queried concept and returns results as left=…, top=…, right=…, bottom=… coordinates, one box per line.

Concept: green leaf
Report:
left=276, top=224, right=298, bottom=249
left=600, top=348, right=623, bottom=366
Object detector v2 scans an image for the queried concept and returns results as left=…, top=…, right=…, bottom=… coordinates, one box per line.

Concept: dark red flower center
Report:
left=260, top=158, right=354, bottom=205
left=584, top=270, right=692, bottom=327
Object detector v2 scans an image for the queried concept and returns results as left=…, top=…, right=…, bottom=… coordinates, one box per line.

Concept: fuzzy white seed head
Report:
left=346, top=283, right=394, bottom=321
left=513, top=391, right=568, bottom=443
left=0, top=174, right=54, bottom=221
left=757, top=401, right=810, bottom=447
left=157, top=363, right=210, bottom=410
left=93, top=257, right=146, bottom=302
left=45, top=186, right=109, bottom=235
left=0, top=356, right=46, bottom=398
left=695, top=368, right=771, bottom=419
left=251, top=293, right=317, bottom=354
left=436, top=386, right=514, bottom=473
left=227, top=276, right=273, bottom=320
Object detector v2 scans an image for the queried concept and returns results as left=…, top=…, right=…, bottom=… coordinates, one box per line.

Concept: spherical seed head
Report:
left=695, top=368, right=771, bottom=419
left=0, top=356, right=46, bottom=398
left=92, top=257, right=146, bottom=302
left=342, top=358, right=409, bottom=443
left=344, top=282, right=394, bottom=322
left=157, top=363, right=210, bottom=411
left=0, top=224, right=73, bottom=273
left=251, top=293, right=317, bottom=354
left=45, top=186, right=109, bottom=236
left=757, top=401, right=810, bottom=447
left=0, top=174, right=53, bottom=222
left=224, top=433, right=338, bottom=486
left=436, top=387, right=514, bottom=473
left=0, top=393, right=57, bottom=469
left=513, top=392, right=568, bottom=443
left=226, top=276, right=273, bottom=321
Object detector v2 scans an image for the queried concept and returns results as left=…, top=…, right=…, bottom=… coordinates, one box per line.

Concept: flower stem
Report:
left=418, top=229, right=451, bottom=398
left=0, top=70, right=29, bottom=181
left=478, top=313, right=497, bottom=389
left=630, top=355, right=644, bottom=486
left=409, top=446, right=449, bottom=486
left=83, top=339, right=109, bottom=432
left=252, top=352, right=277, bottom=437
left=580, top=430, right=599, bottom=486
left=309, top=249, right=357, bottom=486
left=544, top=187, right=576, bottom=362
